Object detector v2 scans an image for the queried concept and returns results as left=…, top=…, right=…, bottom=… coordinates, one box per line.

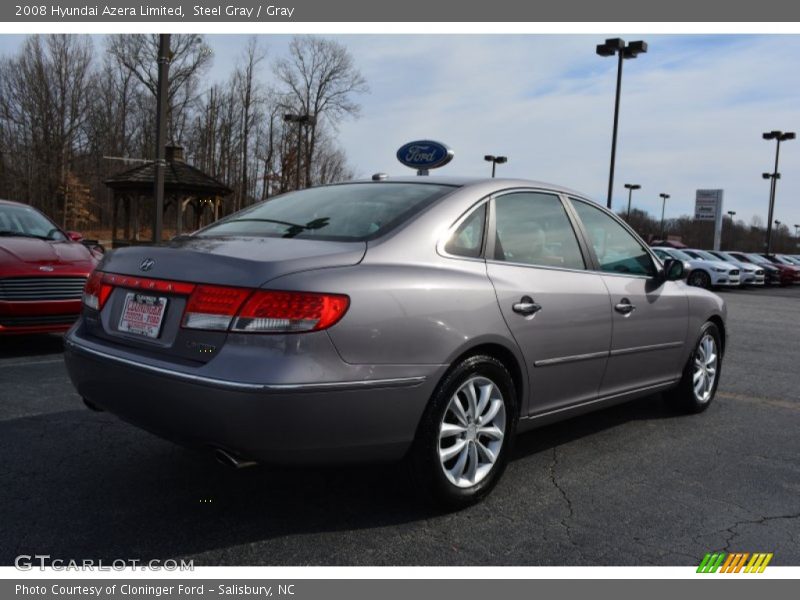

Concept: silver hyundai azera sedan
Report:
left=65, top=177, right=726, bottom=507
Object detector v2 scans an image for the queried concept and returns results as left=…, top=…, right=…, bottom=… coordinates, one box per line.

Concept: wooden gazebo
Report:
left=104, top=145, right=232, bottom=247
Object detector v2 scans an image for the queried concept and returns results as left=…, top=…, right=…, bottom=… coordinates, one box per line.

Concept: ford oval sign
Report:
left=396, top=140, right=454, bottom=172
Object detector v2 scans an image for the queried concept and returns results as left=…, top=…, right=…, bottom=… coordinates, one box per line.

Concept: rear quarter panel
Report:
left=265, top=259, right=527, bottom=411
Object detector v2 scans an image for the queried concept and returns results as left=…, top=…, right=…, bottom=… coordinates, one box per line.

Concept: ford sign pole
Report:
left=397, top=141, right=454, bottom=176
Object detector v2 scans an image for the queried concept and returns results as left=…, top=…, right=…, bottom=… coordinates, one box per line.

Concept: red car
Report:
left=0, top=199, right=100, bottom=335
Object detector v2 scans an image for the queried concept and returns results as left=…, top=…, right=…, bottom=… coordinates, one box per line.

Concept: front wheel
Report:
left=409, top=355, right=518, bottom=509
left=687, top=269, right=712, bottom=289
left=666, top=322, right=722, bottom=413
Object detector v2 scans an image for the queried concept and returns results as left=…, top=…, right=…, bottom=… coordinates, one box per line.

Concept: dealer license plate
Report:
left=118, top=292, right=168, bottom=339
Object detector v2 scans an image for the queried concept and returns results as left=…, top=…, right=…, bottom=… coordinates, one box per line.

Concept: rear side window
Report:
left=198, top=182, right=455, bottom=242
left=493, top=192, right=585, bottom=270
left=569, top=198, right=656, bottom=277
left=444, top=204, right=486, bottom=258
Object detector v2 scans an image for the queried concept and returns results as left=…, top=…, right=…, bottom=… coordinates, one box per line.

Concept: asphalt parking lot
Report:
left=1, top=286, right=799, bottom=567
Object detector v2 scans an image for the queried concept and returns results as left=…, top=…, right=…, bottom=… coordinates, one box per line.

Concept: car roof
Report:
left=347, top=175, right=593, bottom=199
left=0, top=198, right=25, bottom=207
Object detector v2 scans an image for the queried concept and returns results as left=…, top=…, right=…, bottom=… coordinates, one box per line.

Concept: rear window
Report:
left=197, top=182, right=455, bottom=241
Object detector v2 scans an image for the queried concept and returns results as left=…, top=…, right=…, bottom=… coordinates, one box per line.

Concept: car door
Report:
left=567, top=198, right=689, bottom=396
left=485, top=190, right=612, bottom=416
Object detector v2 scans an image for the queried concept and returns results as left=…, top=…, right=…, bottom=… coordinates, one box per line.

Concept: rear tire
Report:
left=687, top=270, right=712, bottom=289
left=409, top=355, right=518, bottom=509
left=666, top=322, right=722, bottom=414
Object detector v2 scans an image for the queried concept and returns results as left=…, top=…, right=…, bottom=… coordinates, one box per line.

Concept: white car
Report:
left=707, top=250, right=765, bottom=286
left=652, top=247, right=740, bottom=289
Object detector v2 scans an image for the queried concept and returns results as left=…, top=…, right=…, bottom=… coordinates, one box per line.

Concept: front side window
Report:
left=652, top=248, right=670, bottom=262
left=569, top=198, right=656, bottom=277
left=493, top=192, right=585, bottom=270
left=198, top=182, right=455, bottom=242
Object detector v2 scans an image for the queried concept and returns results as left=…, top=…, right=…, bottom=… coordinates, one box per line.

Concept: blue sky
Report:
left=2, top=33, right=800, bottom=230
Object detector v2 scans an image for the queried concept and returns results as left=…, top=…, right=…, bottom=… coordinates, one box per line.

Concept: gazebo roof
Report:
left=104, top=146, right=232, bottom=197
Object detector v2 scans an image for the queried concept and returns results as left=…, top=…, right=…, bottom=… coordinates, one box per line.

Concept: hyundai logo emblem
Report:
left=140, top=258, right=155, bottom=272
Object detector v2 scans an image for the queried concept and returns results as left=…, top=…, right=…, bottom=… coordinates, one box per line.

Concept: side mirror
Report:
left=66, top=230, right=83, bottom=242
left=662, top=258, right=686, bottom=281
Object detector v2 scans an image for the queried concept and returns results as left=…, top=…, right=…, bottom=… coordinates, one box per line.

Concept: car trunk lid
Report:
left=84, top=236, right=365, bottom=362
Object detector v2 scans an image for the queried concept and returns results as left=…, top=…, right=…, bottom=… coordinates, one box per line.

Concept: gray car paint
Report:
left=64, top=177, right=726, bottom=465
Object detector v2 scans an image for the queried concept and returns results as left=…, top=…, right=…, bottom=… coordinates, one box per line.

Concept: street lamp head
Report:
left=775, top=220, right=781, bottom=225
left=627, top=41, right=648, bottom=55
left=484, top=155, right=495, bottom=162
left=659, top=193, right=670, bottom=200
left=605, top=38, right=625, bottom=50
left=780, top=132, right=796, bottom=141
left=596, top=43, right=616, bottom=57
left=495, top=156, right=508, bottom=164
left=763, top=130, right=782, bottom=140
left=728, top=211, right=736, bottom=217
left=624, top=183, right=641, bottom=190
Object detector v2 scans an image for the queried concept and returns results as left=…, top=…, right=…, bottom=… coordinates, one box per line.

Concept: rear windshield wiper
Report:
left=0, top=230, right=50, bottom=240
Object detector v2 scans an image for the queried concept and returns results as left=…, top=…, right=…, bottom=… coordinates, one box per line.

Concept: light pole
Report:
left=596, top=38, right=648, bottom=209
left=725, top=210, right=736, bottom=249
left=152, top=33, right=170, bottom=243
left=659, top=193, right=670, bottom=240
left=762, top=130, right=795, bottom=254
left=484, top=155, right=507, bottom=178
left=624, top=183, right=641, bottom=220
left=284, top=113, right=316, bottom=190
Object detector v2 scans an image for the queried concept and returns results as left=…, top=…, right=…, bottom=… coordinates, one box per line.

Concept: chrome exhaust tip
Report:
left=214, top=448, right=257, bottom=469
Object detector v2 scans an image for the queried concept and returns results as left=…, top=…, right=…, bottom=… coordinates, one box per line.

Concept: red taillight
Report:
left=82, top=270, right=348, bottom=334
left=182, top=285, right=251, bottom=331
left=82, top=271, right=112, bottom=311
left=231, top=291, right=349, bottom=333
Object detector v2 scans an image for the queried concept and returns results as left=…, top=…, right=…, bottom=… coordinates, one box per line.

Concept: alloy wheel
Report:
left=438, top=376, right=506, bottom=488
left=693, top=334, right=718, bottom=403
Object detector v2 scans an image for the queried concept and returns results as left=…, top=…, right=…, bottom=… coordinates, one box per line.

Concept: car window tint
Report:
left=445, top=204, right=486, bottom=258
left=569, top=198, right=656, bottom=277
left=198, top=182, right=455, bottom=242
left=493, top=192, right=585, bottom=270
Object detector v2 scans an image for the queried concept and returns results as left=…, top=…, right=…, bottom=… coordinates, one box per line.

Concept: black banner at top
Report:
left=3, top=0, right=800, bottom=22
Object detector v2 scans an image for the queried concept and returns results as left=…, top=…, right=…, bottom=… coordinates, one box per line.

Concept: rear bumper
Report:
left=64, top=327, right=443, bottom=465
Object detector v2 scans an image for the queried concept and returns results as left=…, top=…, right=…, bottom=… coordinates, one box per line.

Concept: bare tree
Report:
left=235, top=38, right=267, bottom=208
left=0, top=34, right=367, bottom=236
left=106, top=34, right=213, bottom=143
left=274, top=36, right=367, bottom=188
left=0, top=34, right=94, bottom=218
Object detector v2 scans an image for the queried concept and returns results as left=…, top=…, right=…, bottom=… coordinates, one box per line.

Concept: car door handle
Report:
left=512, top=296, right=542, bottom=316
left=614, top=298, right=636, bottom=315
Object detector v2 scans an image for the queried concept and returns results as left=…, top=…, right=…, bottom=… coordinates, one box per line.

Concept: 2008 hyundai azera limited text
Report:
left=65, top=177, right=726, bottom=506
